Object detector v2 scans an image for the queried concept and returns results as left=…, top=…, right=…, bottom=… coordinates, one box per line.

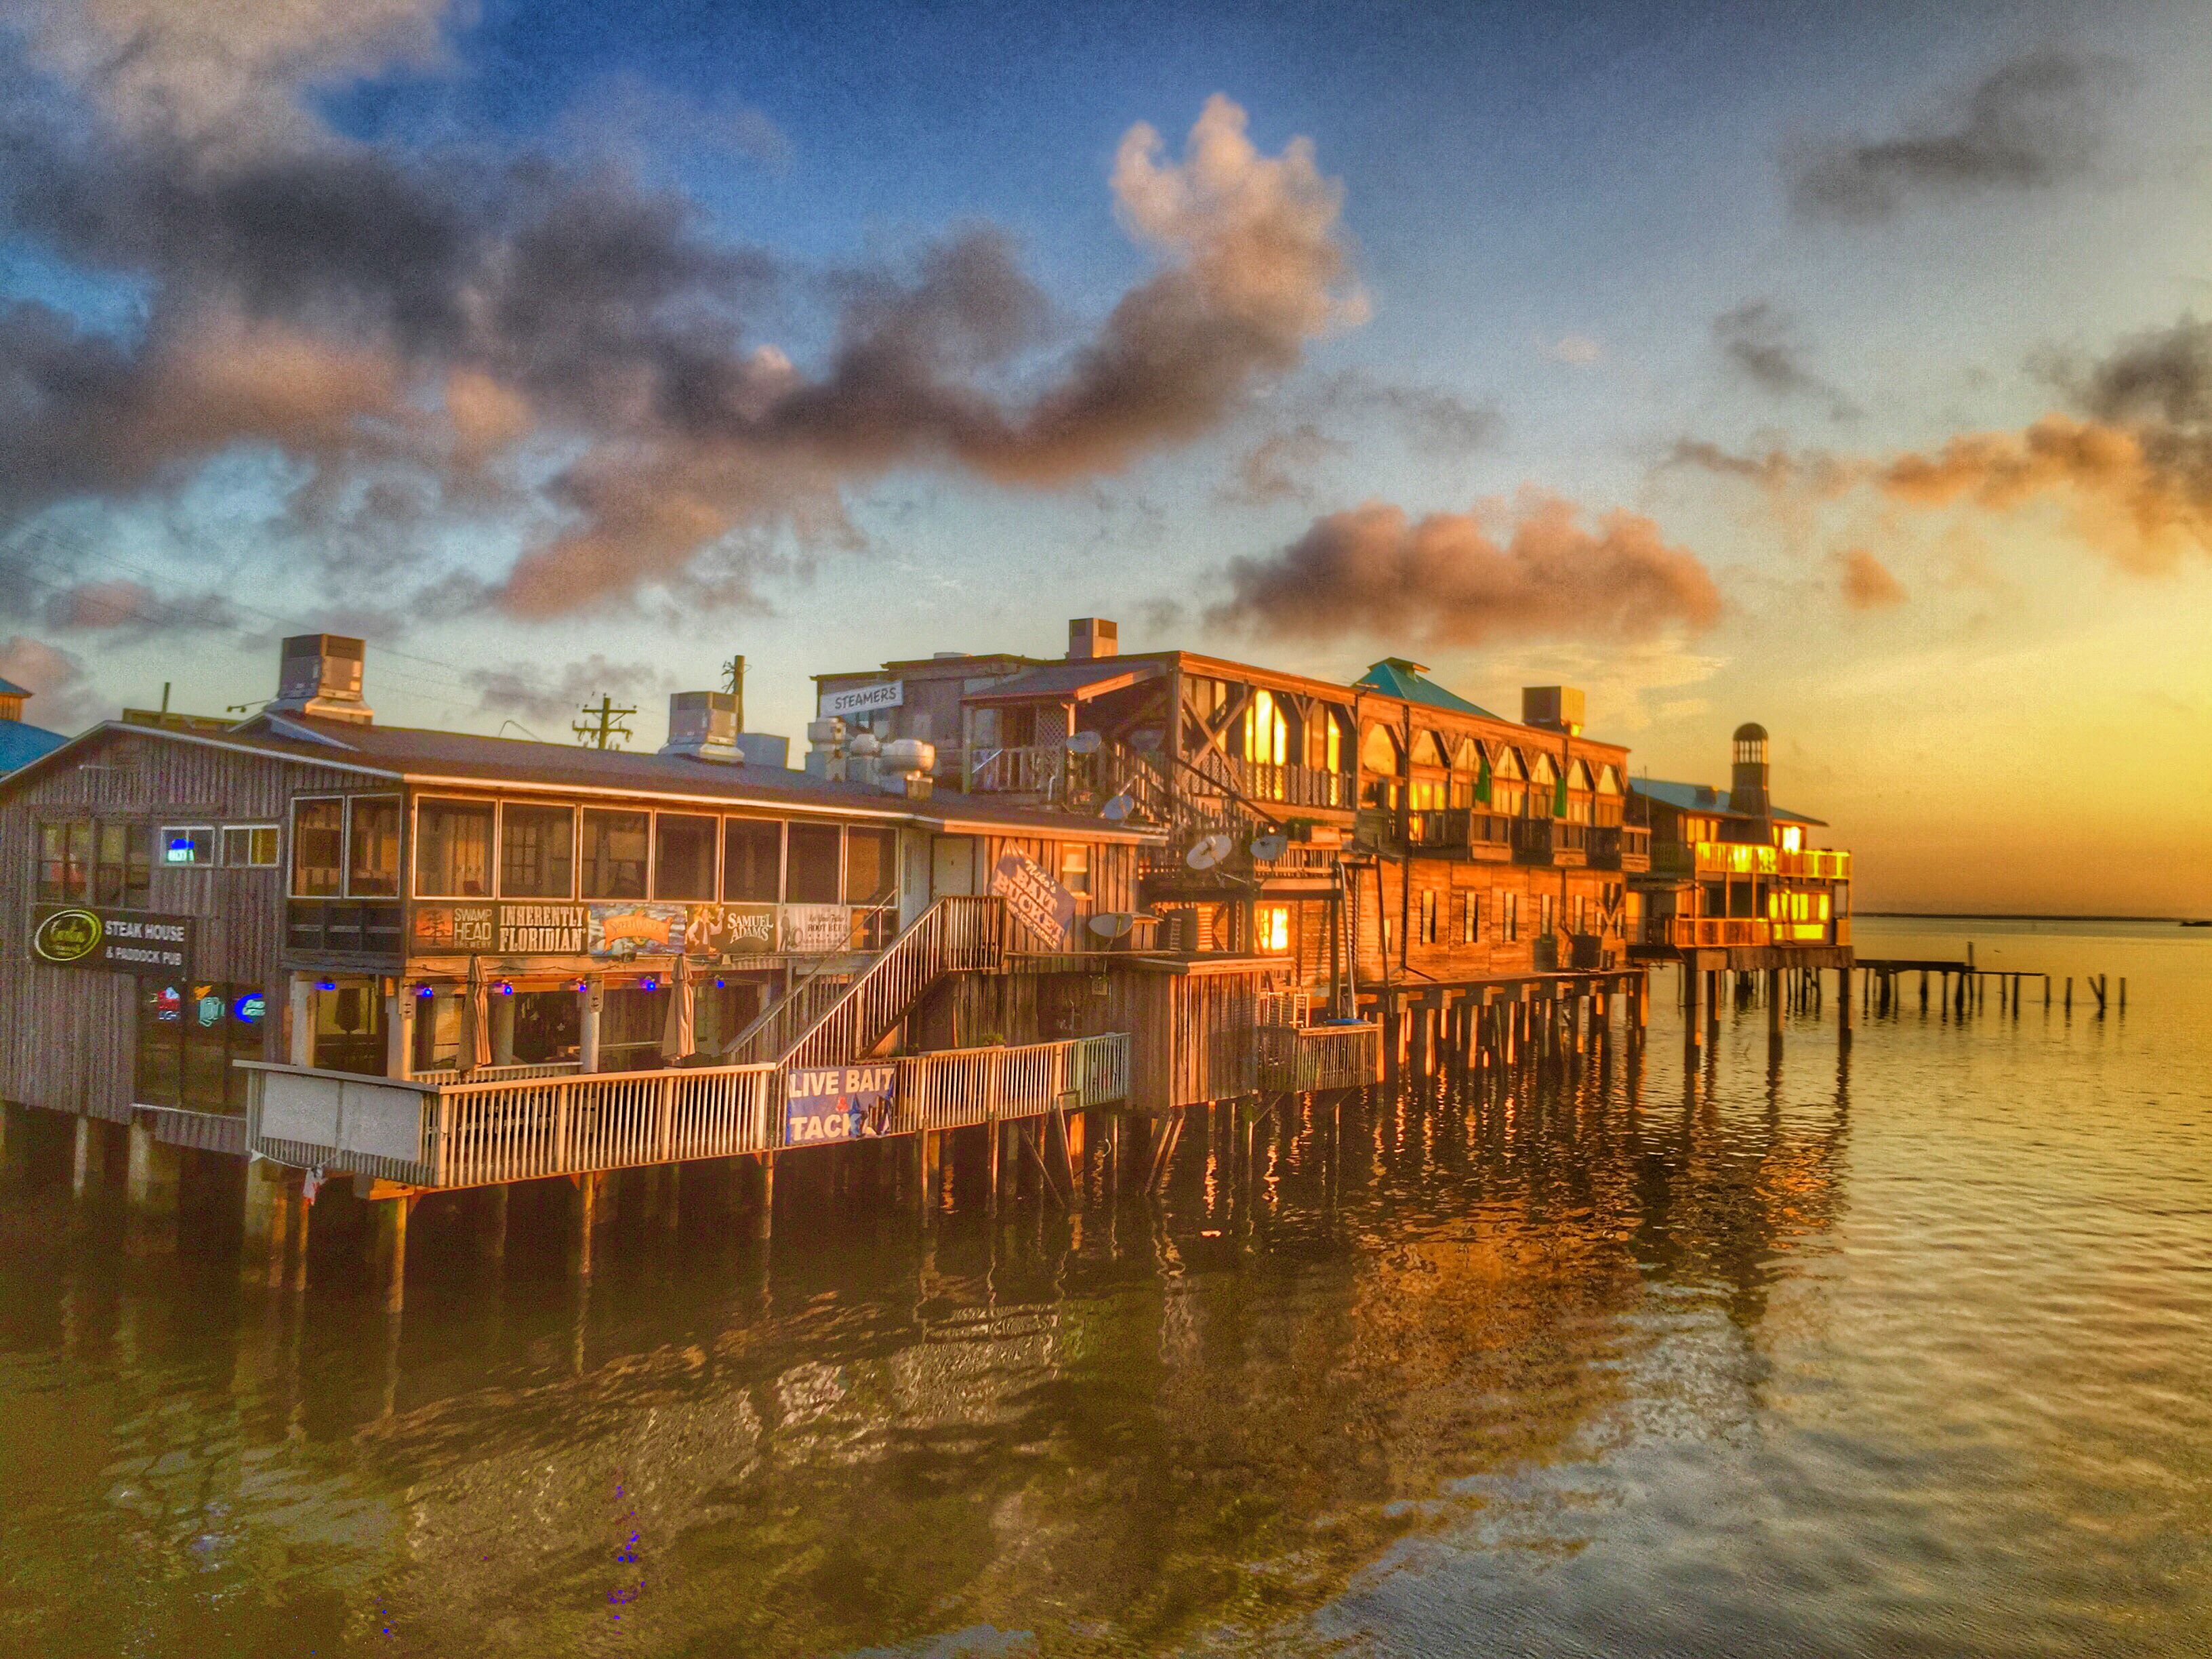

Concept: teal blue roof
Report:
left=0, top=677, right=30, bottom=698
left=0, top=721, right=68, bottom=775
left=1353, top=658, right=1502, bottom=720
left=1631, top=777, right=1826, bottom=827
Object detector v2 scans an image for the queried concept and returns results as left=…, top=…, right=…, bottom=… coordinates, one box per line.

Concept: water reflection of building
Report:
left=5, top=1053, right=1848, bottom=1658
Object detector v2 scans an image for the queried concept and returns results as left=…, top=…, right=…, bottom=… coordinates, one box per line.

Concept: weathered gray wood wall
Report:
left=0, top=729, right=366, bottom=1120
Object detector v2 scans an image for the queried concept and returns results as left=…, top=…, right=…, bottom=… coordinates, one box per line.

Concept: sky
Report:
left=2, top=0, right=2209, bottom=916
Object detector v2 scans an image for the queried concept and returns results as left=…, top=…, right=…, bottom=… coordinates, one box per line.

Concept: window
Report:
left=501, top=804, right=575, bottom=898
left=1361, top=723, right=1401, bottom=777
left=1781, top=825, right=1804, bottom=852
left=844, top=825, right=897, bottom=905
left=291, top=800, right=344, bottom=897
left=161, top=825, right=214, bottom=867
left=348, top=798, right=401, bottom=896
left=723, top=818, right=783, bottom=902
left=786, top=822, right=842, bottom=904
left=1257, top=904, right=1290, bottom=953
left=654, top=813, right=719, bottom=901
left=1381, top=916, right=1395, bottom=957
left=1243, top=689, right=1288, bottom=766
left=579, top=808, right=649, bottom=899
left=1462, top=893, right=1480, bottom=944
left=1502, top=891, right=1520, bottom=942
left=222, top=825, right=280, bottom=869
left=415, top=800, right=496, bottom=897
left=1419, top=889, right=1438, bottom=945
left=38, top=820, right=92, bottom=904
left=1058, top=843, right=1090, bottom=896
left=1539, top=894, right=1557, bottom=937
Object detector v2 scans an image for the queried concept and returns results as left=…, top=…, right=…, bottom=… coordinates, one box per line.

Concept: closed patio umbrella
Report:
left=464, top=955, right=493, bottom=1073
left=660, top=954, right=696, bottom=1065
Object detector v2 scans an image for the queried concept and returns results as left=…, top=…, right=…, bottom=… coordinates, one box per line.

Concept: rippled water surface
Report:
left=3, top=918, right=2208, bottom=1658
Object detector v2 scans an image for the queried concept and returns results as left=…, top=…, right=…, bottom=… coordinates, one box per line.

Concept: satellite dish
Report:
left=1101, top=792, right=1136, bottom=821
left=1088, top=912, right=1135, bottom=941
left=1250, top=832, right=1288, bottom=863
left=1067, top=730, right=1102, bottom=755
left=1185, top=833, right=1235, bottom=870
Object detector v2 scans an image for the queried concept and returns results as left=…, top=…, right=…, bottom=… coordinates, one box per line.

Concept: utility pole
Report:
left=573, top=695, right=635, bottom=751
left=721, top=654, right=746, bottom=730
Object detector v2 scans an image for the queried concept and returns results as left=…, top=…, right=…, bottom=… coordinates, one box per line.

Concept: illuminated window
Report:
left=1243, top=689, right=1288, bottom=767
left=1257, top=904, right=1291, bottom=953
left=1462, top=893, right=1479, bottom=943
left=1058, top=843, right=1090, bottom=895
left=1419, top=889, right=1437, bottom=945
left=161, top=825, right=213, bottom=867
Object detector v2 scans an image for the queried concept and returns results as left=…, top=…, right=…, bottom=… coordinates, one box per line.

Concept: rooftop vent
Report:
left=1068, top=617, right=1118, bottom=661
left=662, top=691, right=739, bottom=762
left=271, top=634, right=372, bottom=724
left=1521, top=685, right=1584, bottom=735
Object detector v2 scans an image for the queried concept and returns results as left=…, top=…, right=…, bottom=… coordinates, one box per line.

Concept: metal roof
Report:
left=0, top=676, right=30, bottom=698
left=1630, top=777, right=1827, bottom=827
left=1, top=714, right=1167, bottom=842
left=0, top=720, right=68, bottom=775
left=1352, top=658, right=1503, bottom=720
left=960, top=659, right=1166, bottom=703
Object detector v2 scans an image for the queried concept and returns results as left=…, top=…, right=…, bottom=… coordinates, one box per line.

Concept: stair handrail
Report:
left=722, top=958, right=855, bottom=1065
left=781, top=895, right=1004, bottom=1068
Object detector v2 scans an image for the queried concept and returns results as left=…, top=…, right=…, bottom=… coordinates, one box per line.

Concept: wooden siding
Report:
left=0, top=729, right=367, bottom=1120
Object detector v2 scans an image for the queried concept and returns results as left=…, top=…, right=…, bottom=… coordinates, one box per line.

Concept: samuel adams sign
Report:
left=30, top=906, right=194, bottom=975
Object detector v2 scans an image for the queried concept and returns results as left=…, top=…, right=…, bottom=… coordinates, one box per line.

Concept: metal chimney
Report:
left=271, top=634, right=373, bottom=724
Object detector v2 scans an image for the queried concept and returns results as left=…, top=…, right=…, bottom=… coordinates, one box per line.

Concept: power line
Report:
left=572, top=695, right=636, bottom=750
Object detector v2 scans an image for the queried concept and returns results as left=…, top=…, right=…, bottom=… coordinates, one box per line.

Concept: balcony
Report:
left=1256, top=1022, right=1383, bottom=1092
left=1651, top=917, right=1774, bottom=949
left=1589, top=825, right=1651, bottom=872
left=1511, top=819, right=1592, bottom=866
left=1657, top=842, right=1853, bottom=880
left=1406, top=808, right=1513, bottom=855
left=1181, top=751, right=1356, bottom=812
left=964, top=741, right=1173, bottom=820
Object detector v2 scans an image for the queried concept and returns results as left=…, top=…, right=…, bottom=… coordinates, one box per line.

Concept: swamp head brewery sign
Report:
left=30, top=905, right=193, bottom=975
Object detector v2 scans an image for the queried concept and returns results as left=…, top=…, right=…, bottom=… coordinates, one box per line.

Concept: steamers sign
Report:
left=30, top=906, right=194, bottom=975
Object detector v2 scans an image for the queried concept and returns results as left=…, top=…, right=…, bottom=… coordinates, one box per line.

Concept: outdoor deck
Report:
left=241, top=1033, right=1131, bottom=1191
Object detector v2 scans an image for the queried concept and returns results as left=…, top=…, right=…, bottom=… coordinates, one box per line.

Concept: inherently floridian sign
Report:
left=990, top=850, right=1076, bottom=951
left=30, top=905, right=193, bottom=975
left=498, top=904, right=588, bottom=954
left=784, top=1063, right=897, bottom=1146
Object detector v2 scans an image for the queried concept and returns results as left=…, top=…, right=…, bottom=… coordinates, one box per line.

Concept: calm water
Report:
left=3, top=918, right=2208, bottom=1658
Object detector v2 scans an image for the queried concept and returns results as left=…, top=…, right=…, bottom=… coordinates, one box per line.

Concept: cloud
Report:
left=1315, top=370, right=1500, bottom=454
left=37, top=577, right=243, bottom=636
left=0, top=633, right=101, bottom=728
left=1713, top=301, right=1856, bottom=419
left=1, top=23, right=1365, bottom=620
left=1206, top=491, right=1724, bottom=648
left=18, top=0, right=462, bottom=155
left=1836, top=547, right=1906, bottom=609
left=1676, top=316, right=2212, bottom=576
left=464, top=655, right=667, bottom=729
left=1218, top=423, right=1344, bottom=506
left=1546, top=334, right=1603, bottom=367
left=1788, top=48, right=2133, bottom=222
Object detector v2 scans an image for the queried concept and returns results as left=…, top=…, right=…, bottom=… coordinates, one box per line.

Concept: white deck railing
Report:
left=240, top=1027, right=1129, bottom=1190
left=1255, top=1023, right=1382, bottom=1092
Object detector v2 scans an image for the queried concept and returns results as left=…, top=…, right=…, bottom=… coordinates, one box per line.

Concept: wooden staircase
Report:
left=781, top=896, right=1005, bottom=1067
